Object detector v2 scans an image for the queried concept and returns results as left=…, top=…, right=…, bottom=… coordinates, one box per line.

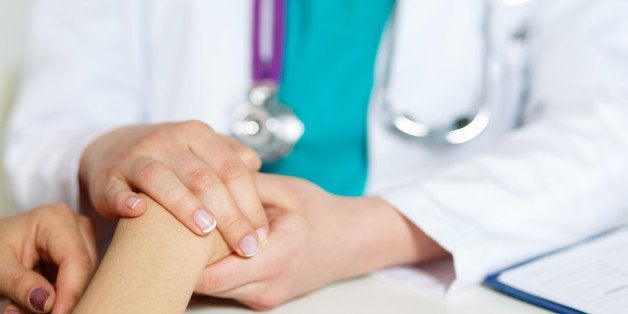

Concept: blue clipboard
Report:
left=483, top=227, right=625, bottom=314
left=485, top=272, right=584, bottom=314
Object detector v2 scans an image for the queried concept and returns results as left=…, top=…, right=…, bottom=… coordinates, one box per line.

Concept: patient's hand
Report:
left=0, top=204, right=97, bottom=314
left=74, top=196, right=230, bottom=313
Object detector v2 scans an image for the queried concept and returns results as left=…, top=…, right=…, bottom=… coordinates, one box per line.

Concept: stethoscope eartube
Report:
left=384, top=101, right=491, bottom=144
left=379, top=1, right=495, bottom=144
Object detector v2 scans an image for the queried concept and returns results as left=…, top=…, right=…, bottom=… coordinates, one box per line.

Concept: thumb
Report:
left=0, top=258, right=56, bottom=313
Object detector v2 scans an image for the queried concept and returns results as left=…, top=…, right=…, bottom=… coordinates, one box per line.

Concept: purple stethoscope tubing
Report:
left=252, top=0, right=285, bottom=84
left=232, top=0, right=302, bottom=163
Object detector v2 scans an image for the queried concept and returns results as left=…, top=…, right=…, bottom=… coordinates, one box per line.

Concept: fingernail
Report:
left=239, top=233, right=259, bottom=257
left=194, top=210, right=217, bottom=234
left=29, top=288, right=50, bottom=312
left=125, top=196, right=142, bottom=210
left=256, top=227, right=268, bottom=245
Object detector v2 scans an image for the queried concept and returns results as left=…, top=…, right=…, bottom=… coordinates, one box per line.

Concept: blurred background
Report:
left=0, top=0, right=32, bottom=216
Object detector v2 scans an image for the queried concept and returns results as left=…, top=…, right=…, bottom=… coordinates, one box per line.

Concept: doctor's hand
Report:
left=0, top=204, right=97, bottom=314
left=195, top=174, right=448, bottom=310
left=79, top=121, right=268, bottom=258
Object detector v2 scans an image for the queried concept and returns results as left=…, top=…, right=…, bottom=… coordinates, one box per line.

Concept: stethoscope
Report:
left=231, top=0, right=529, bottom=162
left=231, top=0, right=303, bottom=162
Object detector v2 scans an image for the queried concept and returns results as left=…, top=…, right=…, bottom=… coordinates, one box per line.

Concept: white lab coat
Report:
left=5, top=0, right=628, bottom=293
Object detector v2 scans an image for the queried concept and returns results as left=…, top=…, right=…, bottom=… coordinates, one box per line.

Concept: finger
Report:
left=197, top=261, right=286, bottom=311
left=220, top=135, right=262, bottom=171
left=194, top=128, right=268, bottom=229
left=93, top=176, right=146, bottom=219
left=0, top=256, right=55, bottom=313
left=4, top=302, right=26, bottom=314
left=126, top=157, right=218, bottom=236
left=195, top=254, right=263, bottom=295
left=165, top=153, right=262, bottom=257
left=191, top=133, right=268, bottom=243
left=35, top=207, right=96, bottom=314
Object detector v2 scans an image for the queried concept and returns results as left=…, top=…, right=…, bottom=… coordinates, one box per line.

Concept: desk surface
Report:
left=0, top=275, right=548, bottom=313
left=187, top=275, right=549, bottom=313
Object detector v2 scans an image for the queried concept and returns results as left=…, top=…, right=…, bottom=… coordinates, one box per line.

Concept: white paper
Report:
left=498, top=226, right=628, bottom=314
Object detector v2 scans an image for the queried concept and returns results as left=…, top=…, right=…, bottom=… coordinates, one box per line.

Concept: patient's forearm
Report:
left=74, top=198, right=230, bottom=313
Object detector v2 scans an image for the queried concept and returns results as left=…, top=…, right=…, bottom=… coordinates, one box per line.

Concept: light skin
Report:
left=198, top=174, right=449, bottom=310
left=74, top=196, right=231, bottom=313
left=80, top=124, right=449, bottom=310
left=80, top=121, right=268, bottom=258
left=1, top=198, right=230, bottom=314
left=0, top=204, right=97, bottom=314
left=1, top=175, right=446, bottom=313
left=72, top=175, right=445, bottom=312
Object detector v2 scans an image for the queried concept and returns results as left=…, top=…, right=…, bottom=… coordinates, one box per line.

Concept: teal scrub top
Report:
left=262, top=0, right=394, bottom=196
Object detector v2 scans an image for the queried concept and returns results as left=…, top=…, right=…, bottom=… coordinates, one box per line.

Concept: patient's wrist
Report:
left=75, top=196, right=230, bottom=313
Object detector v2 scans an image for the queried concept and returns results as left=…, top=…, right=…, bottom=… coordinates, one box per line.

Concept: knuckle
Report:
left=187, top=170, right=217, bottom=195
left=138, top=129, right=173, bottom=149
left=218, top=161, right=248, bottom=183
left=135, top=159, right=165, bottom=182
left=172, top=197, right=203, bottom=216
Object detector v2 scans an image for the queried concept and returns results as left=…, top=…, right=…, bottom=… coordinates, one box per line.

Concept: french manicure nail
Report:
left=194, top=210, right=217, bottom=234
left=256, top=227, right=268, bottom=245
left=239, top=233, right=260, bottom=257
left=29, top=288, right=50, bottom=312
left=125, top=196, right=142, bottom=210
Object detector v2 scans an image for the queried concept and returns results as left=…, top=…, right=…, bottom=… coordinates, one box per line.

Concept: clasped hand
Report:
left=80, top=121, right=268, bottom=257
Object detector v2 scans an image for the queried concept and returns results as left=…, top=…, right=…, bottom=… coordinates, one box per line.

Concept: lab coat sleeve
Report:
left=379, top=0, right=628, bottom=293
left=4, top=0, right=143, bottom=212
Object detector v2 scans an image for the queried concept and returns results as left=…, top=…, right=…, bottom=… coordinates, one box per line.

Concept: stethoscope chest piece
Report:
left=231, top=83, right=304, bottom=162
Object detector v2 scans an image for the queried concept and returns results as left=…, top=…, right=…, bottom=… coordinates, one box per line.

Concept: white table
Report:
left=184, top=275, right=548, bottom=313
left=0, top=275, right=548, bottom=313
